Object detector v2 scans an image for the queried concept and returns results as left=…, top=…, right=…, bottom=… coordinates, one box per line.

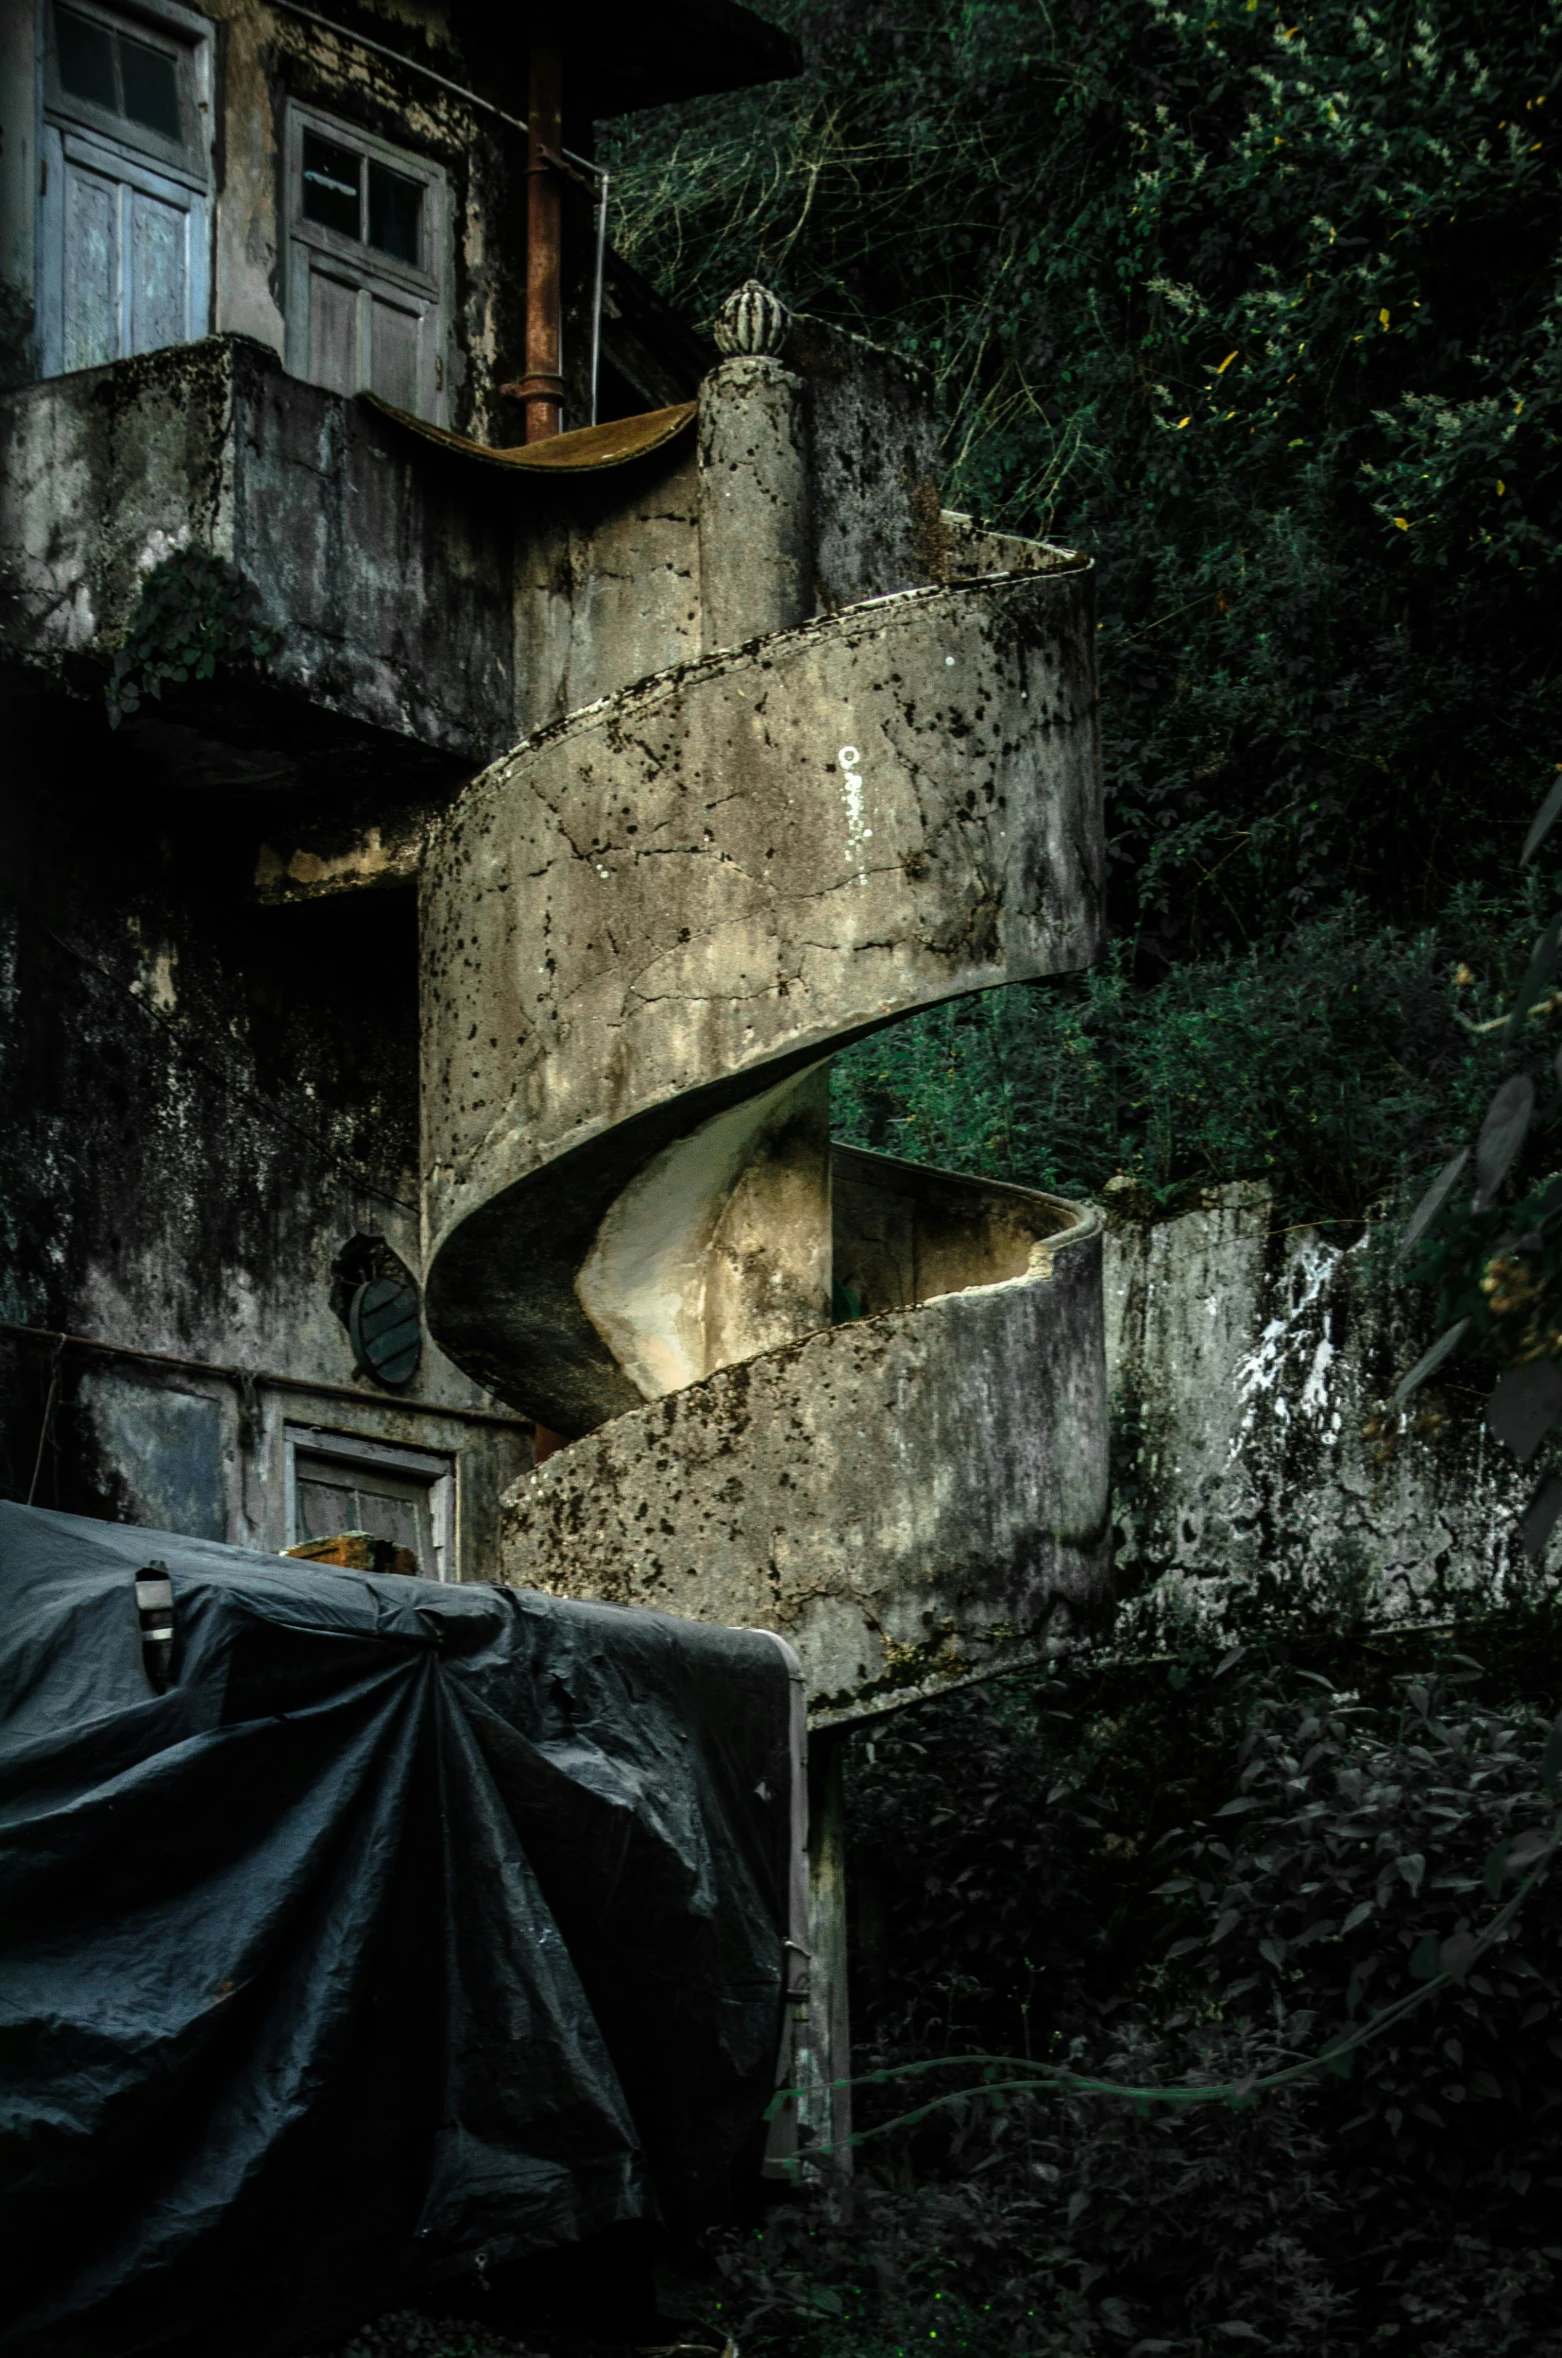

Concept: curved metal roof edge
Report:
left=363, top=394, right=698, bottom=473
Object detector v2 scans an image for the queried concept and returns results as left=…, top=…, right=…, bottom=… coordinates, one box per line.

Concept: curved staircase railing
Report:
left=421, top=561, right=1109, bottom=1724
left=418, top=313, right=1111, bottom=2186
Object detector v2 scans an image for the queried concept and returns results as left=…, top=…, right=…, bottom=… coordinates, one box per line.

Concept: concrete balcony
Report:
left=0, top=333, right=707, bottom=817
left=0, top=336, right=520, bottom=779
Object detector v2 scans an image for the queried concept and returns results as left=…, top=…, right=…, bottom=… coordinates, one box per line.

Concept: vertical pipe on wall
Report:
left=519, top=23, right=564, bottom=441
left=586, top=167, right=608, bottom=426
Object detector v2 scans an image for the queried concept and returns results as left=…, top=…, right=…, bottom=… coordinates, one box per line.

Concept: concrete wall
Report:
left=0, top=697, right=531, bottom=1576
left=1102, top=1181, right=1528, bottom=1642
left=0, top=337, right=524, bottom=760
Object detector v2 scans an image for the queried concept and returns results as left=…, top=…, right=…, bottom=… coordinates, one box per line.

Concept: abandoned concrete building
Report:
left=0, top=0, right=1110, bottom=2204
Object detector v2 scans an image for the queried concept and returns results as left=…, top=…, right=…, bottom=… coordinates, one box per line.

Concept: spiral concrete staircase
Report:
left=417, top=306, right=1110, bottom=2173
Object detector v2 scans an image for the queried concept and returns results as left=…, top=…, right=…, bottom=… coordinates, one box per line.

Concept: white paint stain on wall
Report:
left=837, top=744, right=872, bottom=868
left=1102, top=1183, right=1539, bottom=1645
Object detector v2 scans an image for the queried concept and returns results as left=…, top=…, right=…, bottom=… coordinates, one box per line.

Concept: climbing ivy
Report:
left=107, top=546, right=278, bottom=728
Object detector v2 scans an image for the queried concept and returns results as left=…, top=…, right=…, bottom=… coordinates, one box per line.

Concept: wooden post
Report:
left=518, top=23, right=564, bottom=441
left=797, top=1727, right=853, bottom=2211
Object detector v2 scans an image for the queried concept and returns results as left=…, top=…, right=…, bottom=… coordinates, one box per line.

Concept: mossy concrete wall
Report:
left=1101, top=1181, right=1523, bottom=1642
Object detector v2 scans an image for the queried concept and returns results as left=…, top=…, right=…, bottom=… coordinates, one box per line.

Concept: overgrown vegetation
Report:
left=608, top=0, right=1560, bottom=955
left=832, top=895, right=1536, bottom=1223
left=608, top=0, right=1562, bottom=1221
left=107, top=547, right=276, bottom=728
left=708, top=1633, right=1562, bottom=2355
left=604, top=9, right=1562, bottom=2344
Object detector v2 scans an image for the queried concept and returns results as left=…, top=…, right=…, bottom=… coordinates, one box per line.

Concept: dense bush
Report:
left=830, top=896, right=1536, bottom=1224
left=705, top=1636, right=1562, bottom=2355
left=608, top=0, right=1562, bottom=956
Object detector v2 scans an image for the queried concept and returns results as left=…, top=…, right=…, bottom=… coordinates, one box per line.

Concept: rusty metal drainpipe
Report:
left=518, top=26, right=565, bottom=441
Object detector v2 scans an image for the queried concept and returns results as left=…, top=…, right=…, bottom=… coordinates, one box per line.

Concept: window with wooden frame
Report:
left=284, top=103, right=449, bottom=422
left=283, top=1426, right=455, bottom=1583
left=37, top=0, right=213, bottom=379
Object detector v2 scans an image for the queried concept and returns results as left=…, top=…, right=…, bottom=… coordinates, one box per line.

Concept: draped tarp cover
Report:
left=0, top=1503, right=803, bottom=2358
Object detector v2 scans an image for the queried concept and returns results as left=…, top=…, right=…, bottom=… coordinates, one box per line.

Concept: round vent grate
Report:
left=349, top=1275, right=422, bottom=1388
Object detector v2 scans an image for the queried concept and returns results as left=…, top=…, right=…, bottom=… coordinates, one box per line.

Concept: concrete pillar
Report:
left=697, top=353, right=813, bottom=652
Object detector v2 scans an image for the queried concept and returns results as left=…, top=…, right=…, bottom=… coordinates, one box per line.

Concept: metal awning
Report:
left=365, top=394, right=697, bottom=473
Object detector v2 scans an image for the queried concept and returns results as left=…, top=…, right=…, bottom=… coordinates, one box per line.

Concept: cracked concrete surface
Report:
left=421, top=564, right=1102, bottom=1272
left=420, top=389, right=1110, bottom=1714
left=503, top=1179, right=1109, bottom=1719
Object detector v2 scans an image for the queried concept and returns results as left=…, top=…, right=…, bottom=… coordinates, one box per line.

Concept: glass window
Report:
left=302, top=131, right=361, bottom=240
left=52, top=5, right=188, bottom=154
left=56, top=9, right=116, bottom=111
left=368, top=162, right=422, bottom=265
left=294, top=1452, right=434, bottom=1570
left=285, top=1428, right=453, bottom=1581
left=38, top=2, right=211, bottom=381
left=286, top=107, right=446, bottom=423
left=119, top=33, right=181, bottom=140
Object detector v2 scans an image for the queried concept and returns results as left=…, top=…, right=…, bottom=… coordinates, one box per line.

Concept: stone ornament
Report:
left=713, top=280, right=792, bottom=358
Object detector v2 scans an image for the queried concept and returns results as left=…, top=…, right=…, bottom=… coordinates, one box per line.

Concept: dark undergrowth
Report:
left=702, top=1613, right=1562, bottom=2355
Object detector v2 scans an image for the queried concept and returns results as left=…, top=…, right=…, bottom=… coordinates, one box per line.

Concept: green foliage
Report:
left=107, top=546, right=277, bottom=727
left=1415, top=1169, right=1562, bottom=1366
left=709, top=1638, right=1562, bottom=2354
left=607, top=0, right=1562, bottom=954
left=831, top=899, right=1526, bottom=1224
left=1387, top=743, right=1562, bottom=1528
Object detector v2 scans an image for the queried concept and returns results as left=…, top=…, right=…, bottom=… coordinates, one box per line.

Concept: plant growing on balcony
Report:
left=107, top=546, right=278, bottom=728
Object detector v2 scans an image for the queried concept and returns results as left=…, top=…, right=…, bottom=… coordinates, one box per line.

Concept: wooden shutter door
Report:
left=59, top=143, right=121, bottom=372
left=306, top=262, right=361, bottom=396
left=368, top=291, right=423, bottom=412
left=127, top=181, right=191, bottom=355
left=41, top=123, right=207, bottom=378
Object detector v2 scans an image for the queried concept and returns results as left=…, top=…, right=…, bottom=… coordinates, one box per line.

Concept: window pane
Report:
left=119, top=34, right=181, bottom=141
left=56, top=8, right=117, bottom=112
left=368, top=162, right=422, bottom=265
left=302, top=132, right=360, bottom=239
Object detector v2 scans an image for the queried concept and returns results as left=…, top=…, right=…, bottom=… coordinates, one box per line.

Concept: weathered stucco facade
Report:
left=1102, top=1182, right=1532, bottom=1643
left=0, top=0, right=800, bottom=1574
left=0, top=0, right=1112, bottom=1712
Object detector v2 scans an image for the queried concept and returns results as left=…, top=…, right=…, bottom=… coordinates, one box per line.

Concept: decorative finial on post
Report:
left=713, top=282, right=793, bottom=360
